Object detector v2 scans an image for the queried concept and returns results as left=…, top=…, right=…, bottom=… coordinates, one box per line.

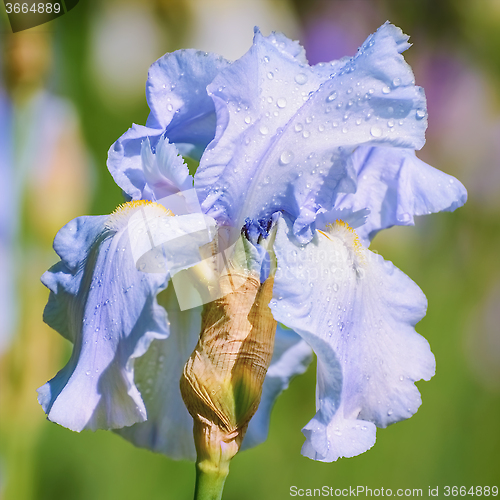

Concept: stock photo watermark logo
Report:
left=3, top=0, right=78, bottom=32
left=124, top=188, right=372, bottom=313
left=123, top=189, right=245, bottom=311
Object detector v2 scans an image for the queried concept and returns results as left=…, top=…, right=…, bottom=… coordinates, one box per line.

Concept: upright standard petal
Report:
left=140, top=134, right=194, bottom=201
left=146, top=49, right=230, bottom=151
left=108, top=50, right=230, bottom=200
left=334, top=146, right=468, bottom=245
left=195, top=23, right=427, bottom=241
left=38, top=202, right=215, bottom=432
left=270, top=217, right=435, bottom=461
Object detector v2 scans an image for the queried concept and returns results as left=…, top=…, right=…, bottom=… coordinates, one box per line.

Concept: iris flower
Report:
left=39, top=23, right=466, bottom=498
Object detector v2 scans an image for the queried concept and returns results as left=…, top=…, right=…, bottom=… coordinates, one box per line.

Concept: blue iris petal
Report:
left=38, top=205, right=216, bottom=433
left=140, top=134, right=194, bottom=202
left=108, top=50, right=230, bottom=200
left=116, top=284, right=201, bottom=460
left=195, top=23, right=427, bottom=242
left=334, top=146, right=468, bottom=245
left=270, top=216, right=435, bottom=461
left=38, top=214, right=170, bottom=432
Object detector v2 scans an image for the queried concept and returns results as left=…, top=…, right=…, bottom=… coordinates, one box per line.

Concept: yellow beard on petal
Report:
left=318, top=219, right=366, bottom=267
left=105, top=200, right=174, bottom=231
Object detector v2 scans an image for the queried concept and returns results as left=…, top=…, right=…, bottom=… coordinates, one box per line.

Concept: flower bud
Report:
left=180, top=265, right=276, bottom=471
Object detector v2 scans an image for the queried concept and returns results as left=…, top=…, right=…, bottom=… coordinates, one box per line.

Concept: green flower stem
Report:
left=190, top=419, right=239, bottom=500
left=194, top=457, right=230, bottom=500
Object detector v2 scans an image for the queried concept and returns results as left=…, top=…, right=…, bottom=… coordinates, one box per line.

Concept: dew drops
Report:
left=392, top=77, right=401, bottom=87
left=318, top=124, right=325, bottom=132
left=85, top=370, right=91, bottom=376
left=326, top=90, right=338, bottom=102
left=277, top=97, right=287, bottom=108
left=263, top=55, right=270, bottom=63
left=259, top=125, right=269, bottom=135
left=370, top=126, right=382, bottom=137
left=244, top=116, right=251, bottom=124
left=279, top=150, right=294, bottom=166
left=399, top=375, right=404, bottom=381
left=295, top=72, right=308, bottom=85
left=267, top=71, right=274, bottom=80
left=388, top=119, right=395, bottom=128
left=302, top=130, right=310, bottom=138
left=387, top=409, right=394, bottom=416
left=294, top=123, right=303, bottom=132
left=382, top=86, right=391, bottom=94
left=416, top=109, right=426, bottom=119
left=167, top=103, right=173, bottom=111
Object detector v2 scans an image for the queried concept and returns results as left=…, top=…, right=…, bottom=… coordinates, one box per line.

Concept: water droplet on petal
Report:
left=279, top=150, right=294, bottom=166
left=295, top=72, right=308, bottom=85
left=382, top=86, right=391, bottom=94
left=387, top=409, right=393, bottom=416
left=85, top=371, right=91, bottom=376
left=370, top=126, right=382, bottom=137
left=416, top=109, right=426, bottom=119
left=244, top=116, right=251, bottom=124
left=294, top=123, right=303, bottom=132
left=267, top=71, right=274, bottom=80
left=326, top=90, right=337, bottom=102
left=392, top=78, right=401, bottom=87
left=259, top=125, right=269, bottom=135
left=277, top=97, right=287, bottom=108
left=167, top=103, right=173, bottom=111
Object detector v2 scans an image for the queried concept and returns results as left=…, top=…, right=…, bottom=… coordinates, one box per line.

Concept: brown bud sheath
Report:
left=180, top=265, right=277, bottom=499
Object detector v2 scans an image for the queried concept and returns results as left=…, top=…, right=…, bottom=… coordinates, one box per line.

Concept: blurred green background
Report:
left=0, top=0, right=499, bottom=499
